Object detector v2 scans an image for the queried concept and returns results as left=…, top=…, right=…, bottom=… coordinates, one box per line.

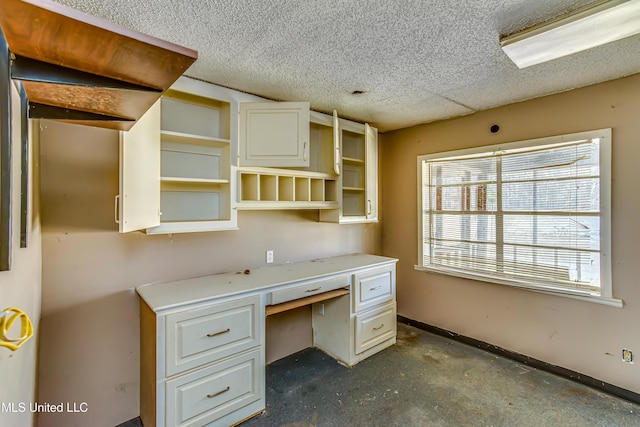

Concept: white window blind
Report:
left=417, top=129, right=614, bottom=303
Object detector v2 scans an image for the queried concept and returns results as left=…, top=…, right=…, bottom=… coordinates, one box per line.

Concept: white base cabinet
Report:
left=312, top=264, right=396, bottom=366
left=137, top=254, right=397, bottom=427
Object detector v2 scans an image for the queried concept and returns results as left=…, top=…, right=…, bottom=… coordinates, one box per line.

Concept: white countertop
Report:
left=136, top=253, right=397, bottom=312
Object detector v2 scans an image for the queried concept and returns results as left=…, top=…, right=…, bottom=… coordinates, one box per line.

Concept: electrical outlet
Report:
left=266, top=250, right=274, bottom=264
left=622, top=349, right=633, bottom=364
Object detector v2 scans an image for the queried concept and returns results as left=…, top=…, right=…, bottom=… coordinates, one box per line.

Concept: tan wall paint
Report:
left=381, top=73, right=640, bottom=395
left=36, top=120, right=380, bottom=427
left=0, top=84, right=41, bottom=427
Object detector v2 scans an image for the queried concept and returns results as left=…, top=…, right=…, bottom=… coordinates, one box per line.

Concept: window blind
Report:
left=420, top=136, right=607, bottom=297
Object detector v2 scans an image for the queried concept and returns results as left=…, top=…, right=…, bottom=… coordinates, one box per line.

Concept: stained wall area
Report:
left=0, top=83, right=41, bottom=427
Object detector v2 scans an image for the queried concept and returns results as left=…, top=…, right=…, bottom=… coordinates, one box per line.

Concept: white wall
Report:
left=0, top=83, right=41, bottom=427
left=381, top=73, right=640, bottom=395
left=37, top=120, right=381, bottom=426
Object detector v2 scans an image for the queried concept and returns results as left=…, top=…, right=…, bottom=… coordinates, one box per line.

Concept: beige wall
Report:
left=0, top=84, right=41, bottom=427
left=381, top=73, right=640, bottom=395
left=37, top=121, right=381, bottom=427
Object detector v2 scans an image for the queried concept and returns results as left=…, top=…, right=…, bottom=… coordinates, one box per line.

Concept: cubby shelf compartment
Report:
left=238, top=167, right=338, bottom=210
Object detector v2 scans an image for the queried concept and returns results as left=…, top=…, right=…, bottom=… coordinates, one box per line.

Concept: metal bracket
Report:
left=10, top=54, right=161, bottom=92
left=0, top=29, right=12, bottom=271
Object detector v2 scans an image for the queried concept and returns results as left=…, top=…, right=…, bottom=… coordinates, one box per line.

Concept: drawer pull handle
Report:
left=370, top=285, right=382, bottom=291
left=207, top=386, right=230, bottom=398
left=373, top=324, right=384, bottom=331
left=207, top=328, right=230, bottom=338
left=305, top=287, right=321, bottom=293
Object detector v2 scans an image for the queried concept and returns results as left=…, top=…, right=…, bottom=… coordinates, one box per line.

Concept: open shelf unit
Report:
left=341, top=129, right=366, bottom=217
left=238, top=167, right=338, bottom=210
left=148, top=83, right=237, bottom=233
left=320, top=118, right=378, bottom=223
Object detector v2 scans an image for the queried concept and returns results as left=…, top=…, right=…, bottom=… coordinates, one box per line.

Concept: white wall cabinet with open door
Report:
left=117, top=77, right=379, bottom=234
left=320, top=118, right=378, bottom=224
left=118, top=77, right=239, bottom=234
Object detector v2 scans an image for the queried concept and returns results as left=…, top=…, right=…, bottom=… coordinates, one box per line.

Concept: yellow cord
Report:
left=0, top=307, right=34, bottom=351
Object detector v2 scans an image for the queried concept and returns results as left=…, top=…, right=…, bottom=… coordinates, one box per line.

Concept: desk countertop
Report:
left=136, top=253, right=397, bottom=312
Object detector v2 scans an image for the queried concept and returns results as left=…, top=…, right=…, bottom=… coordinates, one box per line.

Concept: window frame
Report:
left=415, top=129, right=620, bottom=307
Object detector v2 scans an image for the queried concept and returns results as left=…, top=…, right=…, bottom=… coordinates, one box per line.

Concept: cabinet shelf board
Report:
left=161, top=177, right=230, bottom=185
left=238, top=166, right=335, bottom=180
left=161, top=130, right=230, bottom=147
left=146, top=221, right=239, bottom=235
left=342, top=157, right=365, bottom=164
left=237, top=201, right=339, bottom=210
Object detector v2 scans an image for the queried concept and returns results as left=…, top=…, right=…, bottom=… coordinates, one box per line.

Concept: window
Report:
left=416, top=129, right=618, bottom=306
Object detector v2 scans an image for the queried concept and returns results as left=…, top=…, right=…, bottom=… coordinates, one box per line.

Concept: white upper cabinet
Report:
left=117, top=77, right=239, bottom=234
left=365, top=123, right=378, bottom=221
left=320, top=118, right=379, bottom=224
left=118, top=77, right=380, bottom=232
left=236, top=110, right=339, bottom=210
left=118, top=100, right=161, bottom=233
left=239, top=102, right=310, bottom=167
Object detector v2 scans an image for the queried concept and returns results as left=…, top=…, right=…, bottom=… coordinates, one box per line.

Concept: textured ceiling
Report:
left=52, top=0, right=640, bottom=132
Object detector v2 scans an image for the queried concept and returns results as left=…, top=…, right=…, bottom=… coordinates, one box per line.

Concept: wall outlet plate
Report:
left=266, top=250, right=274, bottom=264
left=622, top=349, right=633, bottom=364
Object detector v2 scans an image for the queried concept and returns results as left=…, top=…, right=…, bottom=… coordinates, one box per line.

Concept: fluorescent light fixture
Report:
left=501, top=0, right=640, bottom=68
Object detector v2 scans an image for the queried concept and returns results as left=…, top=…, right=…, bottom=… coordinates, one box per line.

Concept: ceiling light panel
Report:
left=501, top=0, right=640, bottom=68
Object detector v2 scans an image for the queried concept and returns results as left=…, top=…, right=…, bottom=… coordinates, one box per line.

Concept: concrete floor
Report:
left=241, top=322, right=640, bottom=427
left=123, top=322, right=640, bottom=427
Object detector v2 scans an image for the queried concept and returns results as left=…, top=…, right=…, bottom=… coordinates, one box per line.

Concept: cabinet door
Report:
left=365, top=123, right=378, bottom=221
left=333, top=110, right=340, bottom=174
left=239, top=102, right=310, bottom=167
left=118, top=101, right=161, bottom=232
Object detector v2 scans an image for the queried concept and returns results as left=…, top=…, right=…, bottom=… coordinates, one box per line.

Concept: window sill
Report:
left=414, top=265, right=623, bottom=308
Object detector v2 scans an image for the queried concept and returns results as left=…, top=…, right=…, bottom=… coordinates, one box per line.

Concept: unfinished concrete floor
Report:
left=122, top=322, right=640, bottom=427
left=240, top=322, right=640, bottom=427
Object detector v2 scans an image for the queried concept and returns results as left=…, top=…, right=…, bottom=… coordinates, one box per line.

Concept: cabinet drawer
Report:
left=353, top=266, right=394, bottom=313
left=269, top=275, right=349, bottom=305
left=354, top=302, right=396, bottom=355
left=166, top=295, right=261, bottom=377
left=166, top=348, right=263, bottom=427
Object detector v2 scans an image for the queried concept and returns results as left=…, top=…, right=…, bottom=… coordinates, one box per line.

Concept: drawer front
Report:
left=353, top=266, right=394, bottom=313
left=166, top=348, right=263, bottom=427
left=270, top=275, right=349, bottom=305
left=166, top=295, right=261, bottom=377
left=354, top=302, right=396, bottom=355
